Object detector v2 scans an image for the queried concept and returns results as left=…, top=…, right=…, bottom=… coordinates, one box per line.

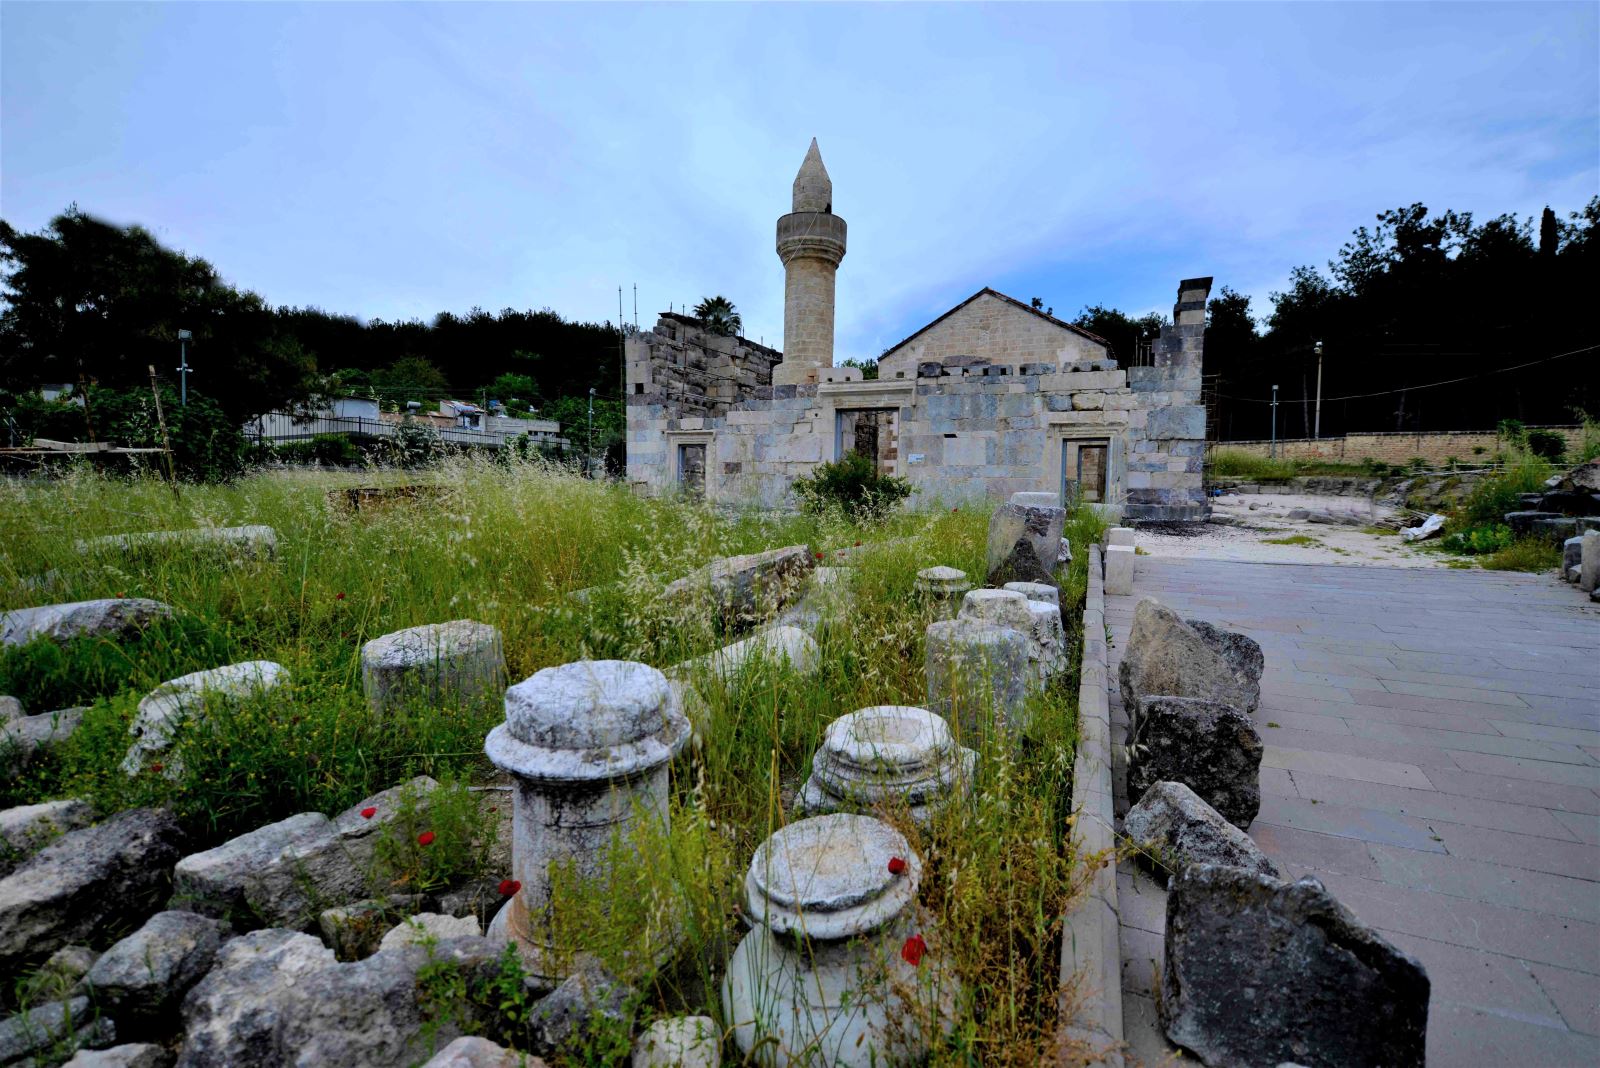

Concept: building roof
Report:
left=882, top=287, right=1111, bottom=359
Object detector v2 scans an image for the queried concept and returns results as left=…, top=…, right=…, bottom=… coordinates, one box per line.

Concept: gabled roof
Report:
left=883, top=288, right=1111, bottom=358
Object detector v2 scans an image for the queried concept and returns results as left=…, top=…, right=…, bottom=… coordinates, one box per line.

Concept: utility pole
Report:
left=176, top=329, right=193, bottom=406
left=618, top=287, right=626, bottom=413
left=587, top=387, right=596, bottom=478
left=1313, top=340, right=1324, bottom=439
left=148, top=365, right=181, bottom=500
left=1270, top=384, right=1279, bottom=459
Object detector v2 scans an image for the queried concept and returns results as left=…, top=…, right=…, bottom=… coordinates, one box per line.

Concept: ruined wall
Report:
left=1209, top=426, right=1586, bottom=466
left=624, top=314, right=783, bottom=419
left=627, top=280, right=1211, bottom=522
left=878, top=291, right=1110, bottom=380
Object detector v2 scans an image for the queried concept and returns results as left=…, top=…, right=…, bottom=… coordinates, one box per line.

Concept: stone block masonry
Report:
left=626, top=140, right=1213, bottom=521
left=1209, top=426, right=1586, bottom=467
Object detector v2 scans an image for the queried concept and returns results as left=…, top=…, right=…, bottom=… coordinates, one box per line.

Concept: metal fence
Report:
left=249, top=412, right=566, bottom=450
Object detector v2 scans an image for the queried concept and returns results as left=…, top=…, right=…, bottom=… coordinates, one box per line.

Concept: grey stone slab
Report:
left=1249, top=822, right=1382, bottom=879
left=1429, top=822, right=1600, bottom=881
left=1369, top=843, right=1599, bottom=923
left=1374, top=667, right=1600, bottom=703
left=1449, top=750, right=1600, bottom=789
left=1261, top=727, right=1459, bottom=771
left=1285, top=770, right=1578, bottom=838
left=1552, top=809, right=1600, bottom=844
left=1311, top=871, right=1600, bottom=973
left=1257, top=709, right=1351, bottom=735
left=1526, top=961, right=1600, bottom=1036
left=1259, top=766, right=1297, bottom=797
left=1346, top=719, right=1595, bottom=765
left=1119, top=992, right=1173, bottom=1068
left=1422, top=767, right=1600, bottom=815
left=1378, top=928, right=1567, bottom=1030
left=1378, top=678, right=1532, bottom=707
left=1422, top=1000, right=1599, bottom=1066
left=1337, top=702, right=1514, bottom=735
left=1118, top=922, right=1161, bottom=997
left=1255, top=794, right=1446, bottom=852
left=1493, top=720, right=1600, bottom=747
left=1113, top=865, right=1167, bottom=935
left=1262, top=745, right=1435, bottom=789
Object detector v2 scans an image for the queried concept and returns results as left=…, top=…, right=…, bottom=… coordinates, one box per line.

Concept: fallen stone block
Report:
left=633, top=1016, right=720, bottom=1068
left=1118, top=598, right=1262, bottom=732
left=1, top=706, right=86, bottom=777
left=377, top=911, right=482, bottom=953
left=986, top=535, right=1057, bottom=589
left=986, top=493, right=1066, bottom=578
left=177, top=929, right=503, bottom=1068
left=121, top=661, right=287, bottom=777
left=1162, top=864, right=1429, bottom=1068
left=63, top=1044, right=173, bottom=1068
left=317, top=895, right=429, bottom=961
left=1003, top=580, right=1058, bottom=608
left=0, top=695, right=19, bottom=722
left=0, top=996, right=116, bottom=1064
left=360, top=620, right=506, bottom=715
left=687, top=624, right=820, bottom=681
left=0, top=808, right=184, bottom=974
left=1, top=598, right=173, bottom=648
left=531, top=962, right=636, bottom=1057
left=1582, top=531, right=1600, bottom=593
left=86, top=910, right=228, bottom=1024
left=76, top=525, right=277, bottom=561
left=660, top=545, right=814, bottom=630
left=915, top=566, right=970, bottom=620
left=1123, top=780, right=1279, bottom=879
left=0, top=798, right=95, bottom=877
left=28, top=944, right=101, bottom=1000
left=1129, top=696, right=1263, bottom=829
left=1564, top=536, right=1584, bottom=580
left=423, top=1037, right=539, bottom=1068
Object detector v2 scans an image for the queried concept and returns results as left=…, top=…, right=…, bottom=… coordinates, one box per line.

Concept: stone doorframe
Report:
left=817, top=380, right=917, bottom=471
left=666, top=429, right=716, bottom=500
left=1045, top=417, right=1128, bottom=507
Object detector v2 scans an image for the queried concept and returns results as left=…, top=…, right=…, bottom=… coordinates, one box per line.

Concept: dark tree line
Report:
left=0, top=207, right=625, bottom=431
left=1197, top=200, right=1600, bottom=440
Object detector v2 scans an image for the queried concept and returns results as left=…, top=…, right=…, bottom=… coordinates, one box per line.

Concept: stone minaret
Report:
left=773, top=139, right=847, bottom=386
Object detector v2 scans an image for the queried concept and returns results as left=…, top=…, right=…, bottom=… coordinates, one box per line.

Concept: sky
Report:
left=3, top=2, right=1596, bottom=365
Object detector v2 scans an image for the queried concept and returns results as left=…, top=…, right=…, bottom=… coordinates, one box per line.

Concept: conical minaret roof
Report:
left=792, top=138, right=833, bottom=214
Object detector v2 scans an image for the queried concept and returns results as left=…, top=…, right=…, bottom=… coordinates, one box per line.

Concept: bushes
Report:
left=1481, top=537, right=1562, bottom=572
left=269, top=433, right=363, bottom=467
left=1459, top=447, right=1553, bottom=524
left=792, top=452, right=913, bottom=519
left=1440, top=523, right=1515, bottom=556
left=1206, top=449, right=1298, bottom=480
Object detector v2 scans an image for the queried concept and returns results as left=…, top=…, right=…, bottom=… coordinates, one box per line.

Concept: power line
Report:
left=1212, top=343, right=1598, bottom=405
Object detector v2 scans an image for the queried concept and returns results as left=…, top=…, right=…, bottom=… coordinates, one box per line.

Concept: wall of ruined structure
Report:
left=1208, top=426, right=1586, bottom=466
left=624, top=314, right=783, bottom=419
left=627, top=281, right=1211, bottom=521
left=878, top=291, right=1110, bottom=380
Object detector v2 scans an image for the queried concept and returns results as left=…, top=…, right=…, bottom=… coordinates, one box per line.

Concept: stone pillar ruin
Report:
left=915, top=565, right=972, bottom=619
left=483, top=660, right=691, bottom=984
left=772, top=139, right=847, bottom=387
left=360, top=619, right=506, bottom=715
left=924, top=618, right=1030, bottom=739
left=722, top=814, right=956, bottom=1066
left=796, top=705, right=975, bottom=824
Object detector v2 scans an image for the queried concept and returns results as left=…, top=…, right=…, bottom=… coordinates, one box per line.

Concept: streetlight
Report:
left=1270, top=384, right=1279, bottom=459
left=1313, top=340, right=1324, bottom=439
left=176, top=329, right=193, bottom=406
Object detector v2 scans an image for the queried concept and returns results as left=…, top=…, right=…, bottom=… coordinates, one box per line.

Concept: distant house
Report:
left=331, top=397, right=380, bottom=420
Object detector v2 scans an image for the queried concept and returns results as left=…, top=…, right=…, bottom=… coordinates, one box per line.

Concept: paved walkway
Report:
left=1106, top=557, right=1600, bottom=1066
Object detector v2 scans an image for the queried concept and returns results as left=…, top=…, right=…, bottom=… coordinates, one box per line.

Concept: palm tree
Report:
left=693, top=295, right=742, bottom=337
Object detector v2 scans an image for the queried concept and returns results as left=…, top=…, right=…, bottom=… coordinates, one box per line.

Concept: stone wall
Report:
left=878, top=290, right=1110, bottom=381
left=624, top=314, right=783, bottom=419
left=627, top=277, right=1213, bottom=521
left=1208, top=426, right=1586, bottom=466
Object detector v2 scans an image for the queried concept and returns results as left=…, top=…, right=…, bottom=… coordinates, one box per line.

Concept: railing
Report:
left=249, top=413, right=566, bottom=450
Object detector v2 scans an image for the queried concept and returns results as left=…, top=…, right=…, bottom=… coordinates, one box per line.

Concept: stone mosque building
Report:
left=625, top=140, right=1211, bottom=521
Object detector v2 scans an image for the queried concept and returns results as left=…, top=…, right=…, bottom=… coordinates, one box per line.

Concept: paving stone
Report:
left=1524, top=961, right=1600, bottom=1036
left=1261, top=745, right=1434, bottom=790
left=1367, top=843, right=1599, bottom=923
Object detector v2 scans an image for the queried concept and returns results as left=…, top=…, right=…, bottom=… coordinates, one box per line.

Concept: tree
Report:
left=841, top=357, right=878, bottom=381
left=373, top=356, right=450, bottom=404
left=1071, top=305, right=1167, bottom=361
left=1030, top=296, right=1054, bottom=316
left=693, top=296, right=742, bottom=337
left=488, top=372, right=539, bottom=409
left=0, top=207, right=316, bottom=424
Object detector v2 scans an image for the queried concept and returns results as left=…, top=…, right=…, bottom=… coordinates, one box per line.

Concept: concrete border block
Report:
left=1057, top=545, right=1125, bottom=1065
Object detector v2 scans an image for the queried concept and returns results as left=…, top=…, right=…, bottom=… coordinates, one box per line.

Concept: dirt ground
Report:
left=1136, top=491, right=1455, bottom=568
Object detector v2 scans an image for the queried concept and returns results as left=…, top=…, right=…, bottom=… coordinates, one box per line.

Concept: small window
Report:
left=634, top=383, right=644, bottom=395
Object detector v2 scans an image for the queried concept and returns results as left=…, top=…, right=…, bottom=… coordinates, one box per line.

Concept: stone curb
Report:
left=1056, top=544, right=1126, bottom=1065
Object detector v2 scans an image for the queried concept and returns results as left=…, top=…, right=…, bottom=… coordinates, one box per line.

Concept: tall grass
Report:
left=0, top=459, right=1101, bottom=1065
left=1205, top=449, right=1299, bottom=480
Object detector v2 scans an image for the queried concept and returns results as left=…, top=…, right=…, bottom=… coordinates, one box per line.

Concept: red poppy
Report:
left=360, top=807, right=377, bottom=819
left=854, top=541, right=862, bottom=547
left=887, top=856, right=907, bottom=875
left=487, top=806, right=497, bottom=815
left=417, top=831, right=436, bottom=846
left=901, top=934, right=927, bottom=966
left=814, top=552, right=824, bottom=561
left=335, top=592, right=346, bottom=601
left=498, top=878, right=522, bottom=897
left=150, top=761, right=163, bottom=774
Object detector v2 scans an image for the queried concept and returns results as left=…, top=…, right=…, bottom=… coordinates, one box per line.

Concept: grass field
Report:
left=0, top=458, right=1103, bottom=1065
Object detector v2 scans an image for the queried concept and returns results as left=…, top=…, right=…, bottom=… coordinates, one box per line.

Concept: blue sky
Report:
left=3, top=2, right=1595, bottom=362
